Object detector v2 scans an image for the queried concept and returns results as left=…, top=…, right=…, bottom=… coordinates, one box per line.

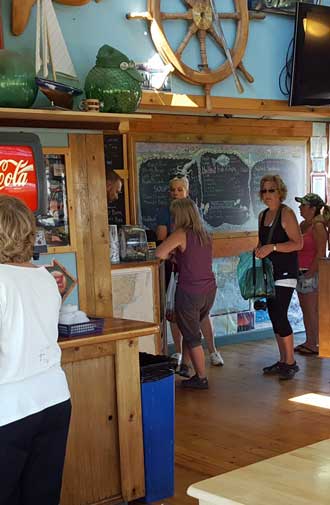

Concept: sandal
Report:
left=297, top=344, right=318, bottom=355
left=294, top=343, right=306, bottom=352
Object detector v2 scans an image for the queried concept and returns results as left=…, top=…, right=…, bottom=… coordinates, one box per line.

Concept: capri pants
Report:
left=266, top=285, right=294, bottom=337
left=175, top=287, right=216, bottom=348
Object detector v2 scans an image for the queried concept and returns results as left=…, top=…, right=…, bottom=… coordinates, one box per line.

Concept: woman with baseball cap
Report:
left=294, top=193, right=330, bottom=355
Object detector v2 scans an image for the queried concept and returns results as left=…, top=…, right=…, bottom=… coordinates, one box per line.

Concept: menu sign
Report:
left=0, top=133, right=47, bottom=214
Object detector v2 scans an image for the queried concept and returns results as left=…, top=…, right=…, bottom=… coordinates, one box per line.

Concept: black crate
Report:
left=58, top=318, right=105, bottom=337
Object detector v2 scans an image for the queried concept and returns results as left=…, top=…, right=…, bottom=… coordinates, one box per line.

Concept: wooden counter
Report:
left=59, top=317, right=159, bottom=505
left=188, top=439, right=330, bottom=505
left=111, top=259, right=160, bottom=270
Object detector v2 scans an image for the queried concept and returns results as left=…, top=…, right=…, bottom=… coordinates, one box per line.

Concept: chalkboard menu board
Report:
left=104, top=134, right=126, bottom=225
left=104, top=135, right=123, bottom=170
left=107, top=185, right=126, bottom=226
left=136, top=142, right=306, bottom=232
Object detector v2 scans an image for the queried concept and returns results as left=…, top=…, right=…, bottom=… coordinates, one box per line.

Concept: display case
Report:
left=40, top=148, right=75, bottom=254
left=104, top=133, right=130, bottom=225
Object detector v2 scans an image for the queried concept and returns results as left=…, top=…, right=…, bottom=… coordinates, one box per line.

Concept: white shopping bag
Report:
left=165, top=271, right=178, bottom=322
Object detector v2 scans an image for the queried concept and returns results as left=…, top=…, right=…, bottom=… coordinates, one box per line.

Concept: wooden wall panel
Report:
left=69, top=134, right=92, bottom=312
left=213, top=234, right=258, bottom=258
left=69, top=133, right=113, bottom=316
left=61, top=356, right=121, bottom=505
left=85, top=135, right=113, bottom=316
left=115, top=338, right=145, bottom=502
left=318, top=259, right=330, bottom=358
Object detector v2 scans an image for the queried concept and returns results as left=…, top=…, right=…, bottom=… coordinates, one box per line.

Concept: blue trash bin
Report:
left=140, top=353, right=175, bottom=503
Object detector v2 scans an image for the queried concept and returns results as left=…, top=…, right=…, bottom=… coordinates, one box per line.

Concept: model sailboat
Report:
left=35, top=0, right=82, bottom=108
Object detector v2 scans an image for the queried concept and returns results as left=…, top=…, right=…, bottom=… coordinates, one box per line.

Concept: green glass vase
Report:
left=0, top=50, right=37, bottom=108
left=84, top=45, right=143, bottom=113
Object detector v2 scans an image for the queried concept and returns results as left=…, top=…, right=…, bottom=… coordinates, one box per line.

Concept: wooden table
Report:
left=188, top=439, right=330, bottom=505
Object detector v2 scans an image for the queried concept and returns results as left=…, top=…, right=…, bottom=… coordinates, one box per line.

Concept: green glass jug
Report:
left=84, top=45, right=143, bottom=113
left=0, top=50, right=37, bottom=108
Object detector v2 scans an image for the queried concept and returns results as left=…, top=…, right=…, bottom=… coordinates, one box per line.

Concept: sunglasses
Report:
left=261, top=188, right=277, bottom=194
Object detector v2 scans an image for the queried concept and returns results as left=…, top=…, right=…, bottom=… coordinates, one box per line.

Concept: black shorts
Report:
left=175, top=287, right=216, bottom=348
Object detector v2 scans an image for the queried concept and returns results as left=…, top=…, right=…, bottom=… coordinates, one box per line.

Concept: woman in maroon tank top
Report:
left=156, top=177, right=223, bottom=374
left=156, top=199, right=216, bottom=390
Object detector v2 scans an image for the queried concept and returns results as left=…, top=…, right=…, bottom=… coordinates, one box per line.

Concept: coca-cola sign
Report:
left=0, top=146, right=37, bottom=210
left=0, top=133, right=47, bottom=214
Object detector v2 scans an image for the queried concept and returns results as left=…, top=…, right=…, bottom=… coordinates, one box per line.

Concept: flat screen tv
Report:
left=289, top=2, right=330, bottom=106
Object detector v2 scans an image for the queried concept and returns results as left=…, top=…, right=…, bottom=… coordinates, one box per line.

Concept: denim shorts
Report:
left=296, top=271, right=318, bottom=294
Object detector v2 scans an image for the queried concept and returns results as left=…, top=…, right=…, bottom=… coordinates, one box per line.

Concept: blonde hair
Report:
left=0, top=195, right=36, bottom=263
left=169, top=176, right=189, bottom=192
left=170, top=198, right=210, bottom=246
left=259, top=174, right=287, bottom=202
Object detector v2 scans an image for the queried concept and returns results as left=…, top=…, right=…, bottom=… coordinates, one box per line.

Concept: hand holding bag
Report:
left=237, top=206, right=282, bottom=301
left=237, top=252, right=275, bottom=300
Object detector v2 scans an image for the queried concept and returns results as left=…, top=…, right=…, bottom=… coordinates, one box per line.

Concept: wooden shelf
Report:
left=2, top=95, right=330, bottom=129
left=139, top=90, right=330, bottom=120
left=0, top=107, right=152, bottom=131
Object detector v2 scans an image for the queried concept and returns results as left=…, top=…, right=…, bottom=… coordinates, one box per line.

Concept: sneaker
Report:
left=279, top=362, right=299, bottom=381
left=209, top=351, right=224, bottom=366
left=178, top=363, right=190, bottom=378
left=262, top=361, right=284, bottom=375
left=170, top=352, right=182, bottom=367
left=181, top=374, right=209, bottom=390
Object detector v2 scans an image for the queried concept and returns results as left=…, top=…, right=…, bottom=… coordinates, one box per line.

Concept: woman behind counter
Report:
left=0, top=195, right=71, bottom=505
left=255, top=174, right=303, bottom=380
left=294, top=193, right=329, bottom=355
left=156, top=198, right=217, bottom=390
left=156, top=176, right=224, bottom=374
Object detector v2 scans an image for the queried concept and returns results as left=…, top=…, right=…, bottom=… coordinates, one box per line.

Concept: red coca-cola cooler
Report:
left=0, top=132, right=47, bottom=214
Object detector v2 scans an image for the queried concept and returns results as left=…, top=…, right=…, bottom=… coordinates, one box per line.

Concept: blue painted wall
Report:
left=3, top=0, right=295, bottom=101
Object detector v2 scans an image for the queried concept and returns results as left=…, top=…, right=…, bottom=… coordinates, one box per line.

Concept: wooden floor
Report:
left=152, top=337, right=330, bottom=505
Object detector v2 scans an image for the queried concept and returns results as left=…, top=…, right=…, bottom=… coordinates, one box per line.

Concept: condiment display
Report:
left=119, top=225, right=148, bottom=262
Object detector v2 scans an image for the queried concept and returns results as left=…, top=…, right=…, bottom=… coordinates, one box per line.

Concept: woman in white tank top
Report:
left=0, top=195, right=71, bottom=505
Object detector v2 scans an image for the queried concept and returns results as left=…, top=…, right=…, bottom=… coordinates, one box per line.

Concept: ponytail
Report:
left=322, top=204, right=330, bottom=224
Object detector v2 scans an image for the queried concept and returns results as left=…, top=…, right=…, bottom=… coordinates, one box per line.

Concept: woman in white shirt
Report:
left=0, top=195, right=71, bottom=505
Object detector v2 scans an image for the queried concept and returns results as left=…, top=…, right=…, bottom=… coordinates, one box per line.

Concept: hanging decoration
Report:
left=127, top=0, right=265, bottom=111
left=11, top=0, right=102, bottom=36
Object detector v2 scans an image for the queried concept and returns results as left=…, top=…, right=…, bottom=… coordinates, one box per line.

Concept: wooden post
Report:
left=69, top=133, right=113, bottom=317
left=319, top=258, right=330, bottom=357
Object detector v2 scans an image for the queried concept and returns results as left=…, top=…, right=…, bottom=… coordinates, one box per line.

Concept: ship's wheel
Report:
left=127, top=0, right=265, bottom=110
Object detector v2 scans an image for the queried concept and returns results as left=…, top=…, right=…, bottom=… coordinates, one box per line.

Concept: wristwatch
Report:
left=273, top=244, right=277, bottom=252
